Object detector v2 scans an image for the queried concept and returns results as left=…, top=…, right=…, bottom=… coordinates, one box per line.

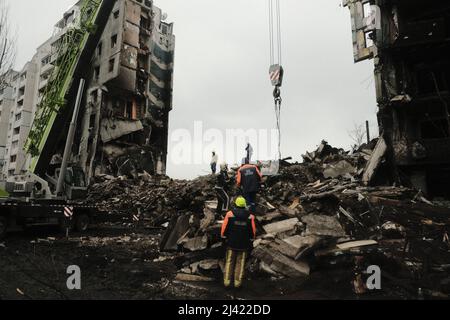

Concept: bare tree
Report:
left=0, top=0, right=16, bottom=87
left=348, top=122, right=366, bottom=150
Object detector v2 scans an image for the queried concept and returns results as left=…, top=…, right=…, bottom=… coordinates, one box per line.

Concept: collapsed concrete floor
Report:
left=1, top=140, right=450, bottom=300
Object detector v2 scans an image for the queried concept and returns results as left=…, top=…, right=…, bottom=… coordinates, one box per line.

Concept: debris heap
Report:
left=87, top=140, right=450, bottom=298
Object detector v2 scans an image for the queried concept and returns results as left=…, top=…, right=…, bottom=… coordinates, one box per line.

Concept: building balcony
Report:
left=11, top=134, right=20, bottom=143
left=39, top=79, right=49, bottom=90
left=8, top=162, right=16, bottom=171
left=14, top=118, right=23, bottom=127
left=41, top=63, right=54, bottom=74
left=10, top=146, right=19, bottom=156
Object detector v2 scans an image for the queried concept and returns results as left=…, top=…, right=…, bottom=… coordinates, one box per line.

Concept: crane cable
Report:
left=268, top=0, right=283, bottom=160
left=268, top=0, right=282, bottom=65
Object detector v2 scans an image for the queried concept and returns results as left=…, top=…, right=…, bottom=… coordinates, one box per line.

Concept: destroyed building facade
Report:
left=0, top=0, right=175, bottom=180
left=344, top=0, right=450, bottom=198
left=78, top=0, right=175, bottom=179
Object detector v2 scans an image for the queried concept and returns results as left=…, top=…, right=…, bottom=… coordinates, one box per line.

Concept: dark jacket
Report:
left=236, top=164, right=262, bottom=194
left=221, top=208, right=256, bottom=251
left=216, top=171, right=230, bottom=191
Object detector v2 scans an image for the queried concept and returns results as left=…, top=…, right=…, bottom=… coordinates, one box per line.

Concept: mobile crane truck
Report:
left=0, top=0, right=115, bottom=239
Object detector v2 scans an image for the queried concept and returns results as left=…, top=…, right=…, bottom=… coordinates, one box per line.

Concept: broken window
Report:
left=113, top=10, right=120, bottom=19
left=91, top=90, right=98, bottom=103
left=40, top=71, right=51, bottom=82
left=89, top=114, right=96, bottom=129
left=94, top=66, right=100, bottom=80
left=10, top=155, right=16, bottom=163
left=98, top=42, right=103, bottom=56
left=111, top=34, right=118, bottom=48
left=140, top=17, right=150, bottom=30
left=13, top=127, right=20, bottom=135
left=125, top=101, right=133, bottom=119
left=41, top=55, right=51, bottom=66
left=109, top=58, right=115, bottom=73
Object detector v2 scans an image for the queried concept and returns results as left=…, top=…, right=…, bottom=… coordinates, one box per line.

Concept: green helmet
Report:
left=235, top=196, right=247, bottom=208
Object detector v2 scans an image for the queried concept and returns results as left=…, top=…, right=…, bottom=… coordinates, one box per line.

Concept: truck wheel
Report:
left=75, top=214, right=90, bottom=232
left=0, top=217, right=7, bottom=239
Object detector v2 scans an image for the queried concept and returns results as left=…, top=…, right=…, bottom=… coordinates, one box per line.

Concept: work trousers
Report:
left=243, top=192, right=257, bottom=213
left=215, top=186, right=230, bottom=214
left=223, top=248, right=248, bottom=288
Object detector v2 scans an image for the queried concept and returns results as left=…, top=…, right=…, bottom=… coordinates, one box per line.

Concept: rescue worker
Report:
left=211, top=151, right=218, bottom=174
left=221, top=196, right=256, bottom=289
left=215, top=163, right=231, bottom=215
left=236, top=158, right=263, bottom=213
left=245, top=143, right=253, bottom=164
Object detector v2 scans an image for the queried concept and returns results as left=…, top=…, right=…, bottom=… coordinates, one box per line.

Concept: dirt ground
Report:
left=0, top=222, right=412, bottom=300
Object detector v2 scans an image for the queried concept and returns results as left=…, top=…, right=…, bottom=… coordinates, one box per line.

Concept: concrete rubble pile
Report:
left=87, top=173, right=218, bottom=225
left=87, top=140, right=450, bottom=298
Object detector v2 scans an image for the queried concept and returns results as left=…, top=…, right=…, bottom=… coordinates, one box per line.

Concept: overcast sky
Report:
left=7, top=0, right=377, bottom=180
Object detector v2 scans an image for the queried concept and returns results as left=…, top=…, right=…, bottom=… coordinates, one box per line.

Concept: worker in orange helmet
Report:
left=221, top=196, right=257, bottom=289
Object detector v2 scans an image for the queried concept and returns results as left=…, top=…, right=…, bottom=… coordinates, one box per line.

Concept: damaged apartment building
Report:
left=0, top=0, right=175, bottom=180
left=78, top=0, right=175, bottom=179
left=344, top=0, right=450, bottom=198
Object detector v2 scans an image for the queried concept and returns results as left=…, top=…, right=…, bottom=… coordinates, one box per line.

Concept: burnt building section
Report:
left=77, top=0, right=175, bottom=180
left=344, top=0, right=450, bottom=198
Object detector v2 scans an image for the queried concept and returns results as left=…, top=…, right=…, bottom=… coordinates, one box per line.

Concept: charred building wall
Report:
left=344, top=0, right=450, bottom=198
left=76, top=0, right=175, bottom=180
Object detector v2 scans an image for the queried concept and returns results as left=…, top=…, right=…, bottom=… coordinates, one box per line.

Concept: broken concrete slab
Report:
left=263, top=218, right=300, bottom=235
left=204, top=200, right=218, bottom=211
left=315, top=240, right=378, bottom=257
left=256, top=211, right=282, bottom=223
left=198, top=259, right=220, bottom=271
left=336, top=240, right=378, bottom=250
left=284, top=235, right=326, bottom=260
left=301, top=214, right=346, bottom=238
left=363, top=137, right=387, bottom=186
left=100, top=119, right=144, bottom=143
left=259, top=261, right=281, bottom=276
left=323, top=160, right=356, bottom=179
left=182, top=235, right=208, bottom=252
left=268, top=239, right=299, bottom=259
left=175, top=273, right=215, bottom=282
left=279, top=205, right=298, bottom=217
left=381, top=221, right=406, bottom=239
left=160, top=215, right=190, bottom=251
left=253, top=245, right=310, bottom=278
left=198, top=207, right=215, bottom=234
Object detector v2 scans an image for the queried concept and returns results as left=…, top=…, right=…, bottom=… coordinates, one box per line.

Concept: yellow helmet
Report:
left=235, top=196, right=247, bottom=208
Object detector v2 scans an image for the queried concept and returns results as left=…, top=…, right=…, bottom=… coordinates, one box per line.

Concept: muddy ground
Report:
left=0, top=221, right=411, bottom=300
